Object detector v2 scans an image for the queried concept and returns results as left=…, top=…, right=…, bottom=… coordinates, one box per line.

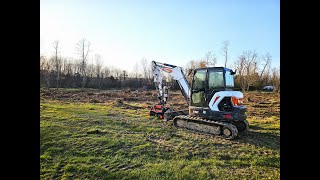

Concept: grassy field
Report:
left=40, top=89, right=280, bottom=179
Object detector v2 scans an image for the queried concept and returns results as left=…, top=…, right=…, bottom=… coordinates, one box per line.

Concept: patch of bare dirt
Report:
left=243, top=92, right=280, bottom=118
left=40, top=89, right=279, bottom=118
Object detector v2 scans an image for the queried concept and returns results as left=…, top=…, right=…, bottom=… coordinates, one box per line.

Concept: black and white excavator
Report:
left=149, top=61, right=249, bottom=139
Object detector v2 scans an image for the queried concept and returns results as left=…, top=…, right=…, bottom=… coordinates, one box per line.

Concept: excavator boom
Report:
left=152, top=61, right=190, bottom=105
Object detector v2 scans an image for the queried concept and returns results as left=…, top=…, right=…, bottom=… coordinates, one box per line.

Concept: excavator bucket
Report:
left=149, top=104, right=165, bottom=119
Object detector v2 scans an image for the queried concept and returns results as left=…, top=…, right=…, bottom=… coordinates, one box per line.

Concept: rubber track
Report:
left=173, top=115, right=238, bottom=140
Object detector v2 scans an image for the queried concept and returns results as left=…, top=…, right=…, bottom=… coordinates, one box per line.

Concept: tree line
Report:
left=40, top=39, right=280, bottom=93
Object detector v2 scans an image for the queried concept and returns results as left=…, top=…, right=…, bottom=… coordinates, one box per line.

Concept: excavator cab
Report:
left=190, top=67, right=235, bottom=107
left=188, top=67, right=248, bottom=132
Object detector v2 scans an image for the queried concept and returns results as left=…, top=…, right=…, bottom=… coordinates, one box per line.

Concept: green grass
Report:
left=40, top=99, right=280, bottom=179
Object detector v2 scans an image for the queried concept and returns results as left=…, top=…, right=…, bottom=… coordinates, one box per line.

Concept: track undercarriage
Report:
left=164, top=106, right=248, bottom=140
left=172, top=115, right=249, bottom=140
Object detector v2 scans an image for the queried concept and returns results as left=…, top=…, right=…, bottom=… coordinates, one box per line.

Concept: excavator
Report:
left=149, top=61, right=249, bottom=139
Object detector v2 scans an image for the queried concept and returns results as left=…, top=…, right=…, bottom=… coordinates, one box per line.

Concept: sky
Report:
left=40, top=0, right=280, bottom=73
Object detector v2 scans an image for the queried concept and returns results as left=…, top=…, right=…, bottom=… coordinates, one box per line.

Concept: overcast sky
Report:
left=40, top=0, right=280, bottom=72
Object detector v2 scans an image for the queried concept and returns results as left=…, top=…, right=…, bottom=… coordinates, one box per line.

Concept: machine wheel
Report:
left=221, top=126, right=237, bottom=139
left=233, top=120, right=249, bottom=132
left=223, top=127, right=231, bottom=136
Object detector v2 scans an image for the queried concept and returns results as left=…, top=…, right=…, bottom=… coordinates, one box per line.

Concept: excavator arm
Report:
left=152, top=61, right=190, bottom=105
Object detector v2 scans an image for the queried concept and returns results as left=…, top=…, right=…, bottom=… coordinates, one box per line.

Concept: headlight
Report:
left=231, top=96, right=243, bottom=106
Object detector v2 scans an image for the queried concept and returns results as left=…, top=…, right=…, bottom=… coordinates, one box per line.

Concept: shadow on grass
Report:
left=236, top=129, right=280, bottom=150
left=248, top=125, right=264, bottom=130
left=249, top=125, right=279, bottom=131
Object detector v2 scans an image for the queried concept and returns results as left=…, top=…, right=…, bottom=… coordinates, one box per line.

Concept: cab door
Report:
left=190, top=69, right=207, bottom=107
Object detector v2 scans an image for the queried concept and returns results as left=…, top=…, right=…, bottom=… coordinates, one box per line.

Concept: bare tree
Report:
left=40, top=55, right=45, bottom=87
left=121, top=70, right=128, bottom=87
left=87, top=59, right=95, bottom=87
left=109, top=66, right=122, bottom=87
left=40, top=55, right=46, bottom=72
left=40, top=55, right=51, bottom=88
left=61, top=58, right=67, bottom=75
left=184, top=60, right=196, bottom=83
left=102, top=66, right=110, bottom=78
left=205, top=51, right=217, bottom=67
left=198, top=60, right=207, bottom=68
left=52, top=40, right=62, bottom=89
left=234, top=55, right=246, bottom=92
left=76, top=38, right=91, bottom=88
left=94, top=54, right=103, bottom=90
left=184, top=59, right=207, bottom=83
left=63, top=58, right=73, bottom=76
left=258, top=53, right=272, bottom=90
left=133, top=61, right=141, bottom=80
left=271, top=67, right=280, bottom=93
left=243, top=50, right=258, bottom=91
left=221, top=40, right=230, bottom=67
left=140, top=58, right=152, bottom=83
left=60, top=58, right=74, bottom=87
left=234, top=50, right=258, bottom=92
left=184, top=60, right=196, bottom=74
